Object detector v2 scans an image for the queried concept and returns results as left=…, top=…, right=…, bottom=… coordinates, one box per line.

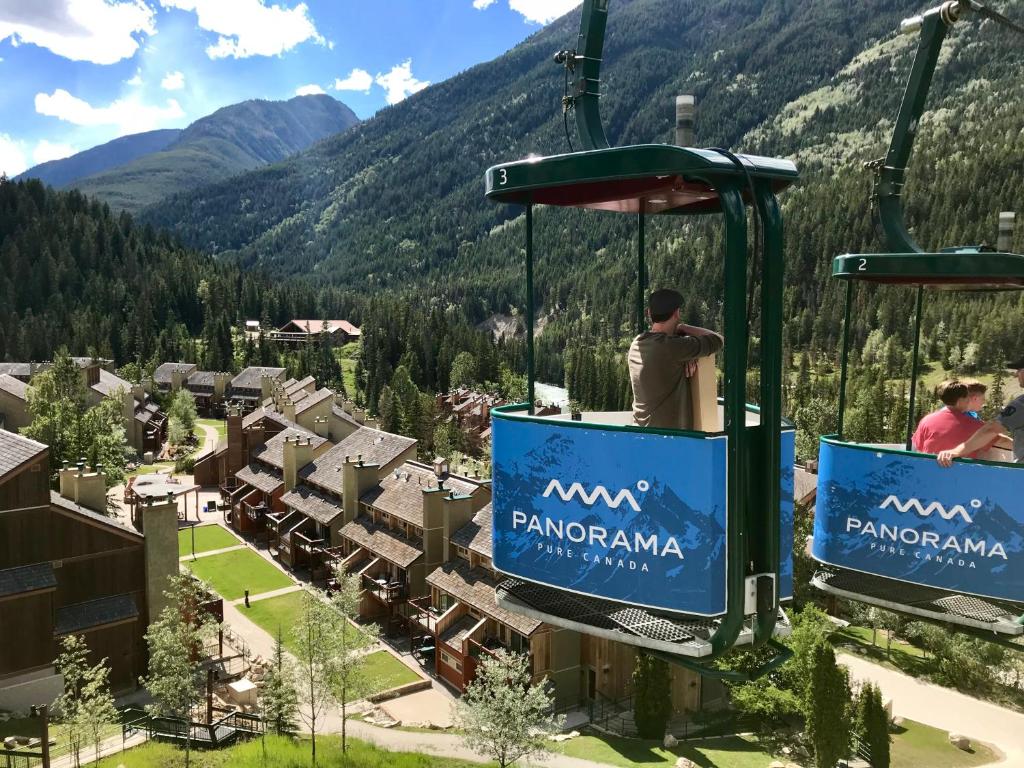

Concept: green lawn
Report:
left=94, top=735, right=484, bottom=768
left=835, top=625, right=934, bottom=677
left=185, top=548, right=294, bottom=600
left=178, top=524, right=242, bottom=558
left=0, top=716, right=124, bottom=761
left=129, top=462, right=175, bottom=477
left=892, top=719, right=997, bottom=768
left=239, top=592, right=362, bottom=652
left=335, top=341, right=361, bottom=399
left=555, top=732, right=775, bottom=768
left=358, top=651, right=422, bottom=696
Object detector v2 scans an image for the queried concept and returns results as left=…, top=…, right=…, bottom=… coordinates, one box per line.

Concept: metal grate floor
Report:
left=496, top=577, right=790, bottom=657
left=813, top=566, right=1024, bottom=635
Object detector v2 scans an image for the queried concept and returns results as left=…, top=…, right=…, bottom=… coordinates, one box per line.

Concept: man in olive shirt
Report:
left=628, top=289, right=723, bottom=429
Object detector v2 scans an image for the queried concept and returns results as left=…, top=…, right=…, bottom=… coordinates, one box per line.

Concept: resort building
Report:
left=0, top=429, right=178, bottom=710
left=269, top=319, right=360, bottom=347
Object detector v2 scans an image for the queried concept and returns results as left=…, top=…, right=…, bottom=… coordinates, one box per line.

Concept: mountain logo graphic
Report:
left=542, top=479, right=647, bottom=512
left=879, top=495, right=980, bottom=523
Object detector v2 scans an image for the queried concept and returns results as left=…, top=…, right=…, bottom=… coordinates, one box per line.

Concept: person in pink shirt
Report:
left=912, top=379, right=992, bottom=458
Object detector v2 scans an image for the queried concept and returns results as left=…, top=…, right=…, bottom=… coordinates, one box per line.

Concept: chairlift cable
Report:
left=966, top=0, right=1024, bottom=34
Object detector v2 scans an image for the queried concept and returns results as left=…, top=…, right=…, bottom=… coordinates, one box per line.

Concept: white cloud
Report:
left=473, top=0, right=497, bottom=9
left=0, top=134, right=28, bottom=177
left=0, top=0, right=155, bottom=65
left=161, top=70, right=185, bottom=90
left=509, top=0, right=581, bottom=25
left=375, top=60, right=429, bottom=106
left=126, top=68, right=143, bottom=86
left=35, top=89, right=186, bottom=136
left=295, top=83, right=324, bottom=96
left=32, top=140, right=76, bottom=164
left=159, top=0, right=324, bottom=59
left=333, top=68, right=372, bottom=94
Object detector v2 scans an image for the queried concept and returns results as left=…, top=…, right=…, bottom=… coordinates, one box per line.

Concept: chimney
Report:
left=364, top=417, right=379, bottom=430
left=313, top=416, right=329, bottom=438
left=260, top=375, right=274, bottom=400
left=132, top=384, right=145, bottom=404
left=342, top=399, right=355, bottom=415
left=442, top=493, right=475, bottom=562
left=122, top=389, right=134, bottom=426
left=283, top=436, right=315, bottom=492
left=142, top=494, right=179, bottom=624
left=171, top=368, right=186, bottom=392
left=998, top=211, right=1015, bottom=252
left=282, top=399, right=297, bottom=423
left=58, top=461, right=73, bottom=499
left=226, top=408, right=244, bottom=476
left=214, top=372, right=231, bottom=400
left=352, top=407, right=366, bottom=425
left=675, top=94, right=696, bottom=147
left=66, top=464, right=108, bottom=513
left=341, top=455, right=380, bottom=525
left=421, top=483, right=447, bottom=575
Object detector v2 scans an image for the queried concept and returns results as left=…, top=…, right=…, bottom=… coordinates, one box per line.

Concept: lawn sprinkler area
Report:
left=184, top=548, right=294, bottom=600
left=178, top=524, right=241, bottom=558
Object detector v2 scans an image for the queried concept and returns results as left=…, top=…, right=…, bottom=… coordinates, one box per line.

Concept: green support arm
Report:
left=571, top=0, right=610, bottom=151
left=874, top=2, right=962, bottom=253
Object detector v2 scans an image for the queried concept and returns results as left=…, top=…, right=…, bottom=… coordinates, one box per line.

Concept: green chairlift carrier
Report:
left=811, top=0, right=1024, bottom=638
left=484, top=0, right=799, bottom=678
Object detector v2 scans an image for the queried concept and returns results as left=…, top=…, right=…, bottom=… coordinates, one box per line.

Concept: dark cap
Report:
left=1008, top=356, right=1024, bottom=370
left=648, top=289, right=683, bottom=317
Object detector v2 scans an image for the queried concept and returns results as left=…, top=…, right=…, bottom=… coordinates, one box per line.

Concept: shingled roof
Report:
left=0, top=428, right=47, bottom=482
left=55, top=594, right=138, bottom=635
left=153, top=362, right=197, bottom=385
left=242, top=407, right=294, bottom=430
left=301, top=428, right=416, bottom=494
left=231, top=366, right=286, bottom=392
left=0, top=562, right=56, bottom=598
left=0, top=373, right=28, bottom=401
left=295, top=388, right=333, bottom=416
left=0, top=362, right=31, bottom=378
left=426, top=562, right=541, bottom=637
left=360, top=462, right=482, bottom=527
left=339, top=517, right=422, bottom=568
left=251, top=427, right=326, bottom=470
left=451, top=503, right=493, bottom=557
left=236, top=463, right=284, bottom=493
left=91, top=368, right=133, bottom=398
left=281, top=486, right=344, bottom=526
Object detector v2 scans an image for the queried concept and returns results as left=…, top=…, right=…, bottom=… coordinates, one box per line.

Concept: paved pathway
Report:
left=839, top=651, right=1021, bottom=764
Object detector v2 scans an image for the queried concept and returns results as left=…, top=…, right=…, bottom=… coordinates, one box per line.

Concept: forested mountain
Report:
left=14, top=129, right=181, bottom=188
left=138, top=0, right=1023, bottom=387
left=26, top=95, right=360, bottom=214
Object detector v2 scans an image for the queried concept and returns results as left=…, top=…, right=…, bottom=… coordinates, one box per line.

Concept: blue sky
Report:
left=0, top=0, right=582, bottom=176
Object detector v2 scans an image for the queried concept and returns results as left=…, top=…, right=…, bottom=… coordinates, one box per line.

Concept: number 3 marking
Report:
left=858, top=258, right=867, bottom=271
left=499, top=169, right=508, bottom=185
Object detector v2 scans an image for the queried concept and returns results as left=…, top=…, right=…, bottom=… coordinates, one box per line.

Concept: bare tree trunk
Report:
left=341, top=683, right=347, bottom=752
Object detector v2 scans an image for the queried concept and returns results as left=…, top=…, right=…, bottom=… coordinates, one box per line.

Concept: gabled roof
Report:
left=0, top=428, right=47, bottom=482
left=187, top=370, right=216, bottom=387
left=0, top=562, right=56, bottom=599
left=426, top=562, right=541, bottom=637
left=280, top=319, right=360, bottom=336
left=55, top=594, right=138, bottom=635
left=154, top=362, right=197, bottom=385
left=794, top=465, right=818, bottom=506
left=301, top=428, right=416, bottom=494
left=451, top=503, right=493, bottom=558
left=231, top=366, right=286, bottom=391
left=50, top=491, right=142, bottom=539
left=295, top=388, right=333, bottom=416
left=281, top=486, right=344, bottom=526
left=91, top=368, right=133, bottom=399
left=0, top=362, right=31, bottom=378
left=242, top=407, right=294, bottom=430
left=339, top=517, right=422, bottom=568
left=251, top=426, right=327, bottom=470
left=331, top=404, right=360, bottom=429
left=360, top=462, right=481, bottom=528
left=0, top=374, right=28, bottom=401
left=286, top=376, right=316, bottom=395
left=236, top=463, right=284, bottom=493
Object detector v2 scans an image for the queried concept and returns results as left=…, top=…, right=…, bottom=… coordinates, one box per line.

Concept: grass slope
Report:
left=185, top=548, right=294, bottom=600
left=94, top=735, right=482, bottom=768
left=891, top=720, right=997, bottom=768
left=555, top=732, right=774, bottom=767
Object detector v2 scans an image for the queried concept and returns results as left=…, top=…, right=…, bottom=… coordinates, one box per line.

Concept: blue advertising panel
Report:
left=779, top=428, right=795, bottom=602
left=812, top=439, right=1024, bottom=601
left=492, top=416, right=729, bottom=615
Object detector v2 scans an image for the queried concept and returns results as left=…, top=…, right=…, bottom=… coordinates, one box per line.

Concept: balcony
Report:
left=361, top=573, right=406, bottom=605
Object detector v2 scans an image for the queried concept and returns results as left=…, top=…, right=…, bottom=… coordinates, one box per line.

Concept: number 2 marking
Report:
left=858, top=258, right=867, bottom=271
left=499, top=169, right=508, bottom=185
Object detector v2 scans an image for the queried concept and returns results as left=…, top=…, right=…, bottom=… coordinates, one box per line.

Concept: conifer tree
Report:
left=632, top=652, right=672, bottom=739
left=260, top=629, right=299, bottom=735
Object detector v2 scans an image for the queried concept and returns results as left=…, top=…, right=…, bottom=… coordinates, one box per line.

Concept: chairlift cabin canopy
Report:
left=811, top=0, right=1024, bottom=640
left=484, top=0, right=800, bottom=675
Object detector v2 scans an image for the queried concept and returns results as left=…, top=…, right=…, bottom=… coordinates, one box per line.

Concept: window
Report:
left=440, top=651, right=462, bottom=672
left=412, top=526, right=423, bottom=537
left=468, top=607, right=481, bottom=619
left=456, top=546, right=469, bottom=561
